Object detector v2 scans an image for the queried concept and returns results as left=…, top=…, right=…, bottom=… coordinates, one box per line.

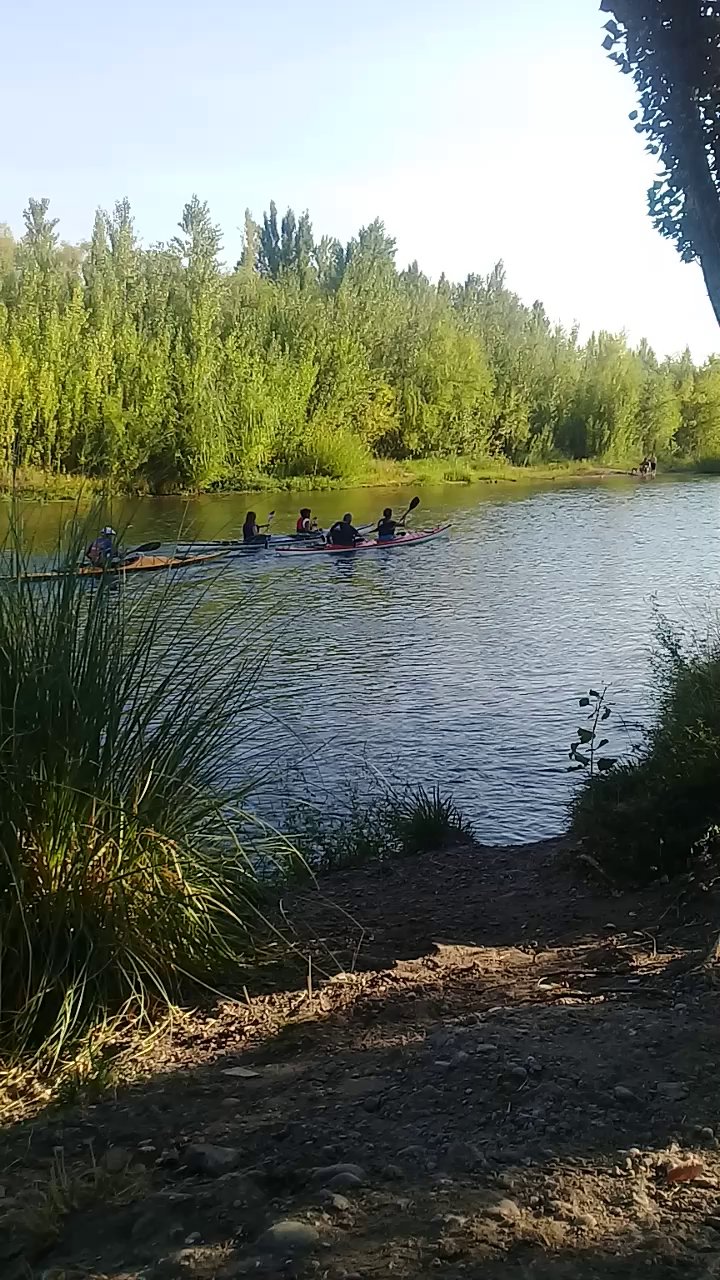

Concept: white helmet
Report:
left=102, top=526, right=116, bottom=536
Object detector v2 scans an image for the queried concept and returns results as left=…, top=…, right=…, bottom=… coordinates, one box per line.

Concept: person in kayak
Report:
left=296, top=508, right=318, bottom=535
left=328, top=513, right=361, bottom=546
left=378, top=507, right=405, bottom=540
left=242, top=511, right=269, bottom=545
left=86, top=526, right=117, bottom=566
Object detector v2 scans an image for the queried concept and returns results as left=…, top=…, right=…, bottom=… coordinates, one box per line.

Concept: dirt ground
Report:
left=2, top=838, right=720, bottom=1280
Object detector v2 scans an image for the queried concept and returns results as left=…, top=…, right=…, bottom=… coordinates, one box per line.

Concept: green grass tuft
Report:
left=0, top=505, right=300, bottom=1064
left=289, top=782, right=474, bottom=873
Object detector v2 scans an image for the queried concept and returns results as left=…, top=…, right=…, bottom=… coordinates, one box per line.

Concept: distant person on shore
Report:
left=328, top=513, right=360, bottom=546
left=377, top=507, right=400, bottom=540
left=649, top=453, right=657, bottom=477
left=295, top=508, right=318, bottom=535
left=242, top=511, right=268, bottom=545
left=86, top=526, right=117, bottom=566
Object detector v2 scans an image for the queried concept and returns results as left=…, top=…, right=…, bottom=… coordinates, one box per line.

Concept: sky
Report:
left=2, top=0, right=718, bottom=359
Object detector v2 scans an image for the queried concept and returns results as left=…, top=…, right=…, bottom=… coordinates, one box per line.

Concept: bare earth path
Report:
left=2, top=840, right=720, bottom=1280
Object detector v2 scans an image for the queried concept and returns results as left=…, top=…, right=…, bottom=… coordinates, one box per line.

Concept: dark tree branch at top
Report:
left=600, top=0, right=720, bottom=327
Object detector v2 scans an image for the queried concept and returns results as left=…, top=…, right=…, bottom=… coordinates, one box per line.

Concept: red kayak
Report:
left=274, top=523, right=450, bottom=556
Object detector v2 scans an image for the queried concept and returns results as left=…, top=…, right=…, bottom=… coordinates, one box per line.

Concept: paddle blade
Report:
left=408, top=495, right=420, bottom=511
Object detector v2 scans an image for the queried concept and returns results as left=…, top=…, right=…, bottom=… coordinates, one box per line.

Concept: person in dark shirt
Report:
left=328, top=513, right=360, bottom=546
left=242, top=511, right=268, bottom=545
left=377, top=507, right=399, bottom=540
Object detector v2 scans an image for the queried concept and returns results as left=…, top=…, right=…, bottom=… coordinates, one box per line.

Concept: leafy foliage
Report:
left=0, top=194, right=718, bottom=491
left=571, top=619, right=720, bottom=881
left=600, top=1, right=720, bottom=325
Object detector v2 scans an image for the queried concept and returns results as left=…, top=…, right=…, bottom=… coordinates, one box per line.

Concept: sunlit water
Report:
left=8, top=475, right=720, bottom=843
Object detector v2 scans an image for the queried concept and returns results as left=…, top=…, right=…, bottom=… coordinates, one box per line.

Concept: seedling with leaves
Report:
left=569, top=687, right=617, bottom=780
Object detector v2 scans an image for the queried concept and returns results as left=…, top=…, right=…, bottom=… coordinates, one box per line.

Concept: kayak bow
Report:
left=274, top=523, right=451, bottom=556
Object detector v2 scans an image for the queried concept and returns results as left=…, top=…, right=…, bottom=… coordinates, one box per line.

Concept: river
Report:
left=10, top=474, right=720, bottom=843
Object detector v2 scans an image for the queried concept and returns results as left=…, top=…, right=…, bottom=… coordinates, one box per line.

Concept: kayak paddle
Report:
left=399, top=495, right=420, bottom=523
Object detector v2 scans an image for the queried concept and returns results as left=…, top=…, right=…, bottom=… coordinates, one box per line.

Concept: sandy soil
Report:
left=2, top=838, right=720, bottom=1280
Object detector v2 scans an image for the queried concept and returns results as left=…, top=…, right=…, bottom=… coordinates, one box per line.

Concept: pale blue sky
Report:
left=2, top=0, right=717, bottom=358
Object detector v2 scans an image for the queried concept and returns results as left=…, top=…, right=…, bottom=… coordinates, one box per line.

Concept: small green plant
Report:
left=568, top=687, right=617, bottom=780
left=289, top=782, right=473, bottom=873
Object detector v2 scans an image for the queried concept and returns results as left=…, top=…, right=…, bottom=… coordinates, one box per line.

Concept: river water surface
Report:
left=13, top=475, right=720, bottom=842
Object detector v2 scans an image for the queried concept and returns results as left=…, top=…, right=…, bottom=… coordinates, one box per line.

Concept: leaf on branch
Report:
left=597, top=757, right=617, bottom=772
left=602, top=706, right=611, bottom=720
left=579, top=696, right=591, bottom=707
left=602, top=34, right=614, bottom=50
left=577, top=727, right=594, bottom=744
left=589, top=689, right=600, bottom=698
left=573, top=752, right=590, bottom=767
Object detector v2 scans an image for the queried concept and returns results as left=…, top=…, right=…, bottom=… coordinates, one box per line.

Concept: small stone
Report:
left=184, top=1232, right=201, bottom=1245
left=256, top=1220, right=319, bottom=1255
left=574, top=1211, right=598, bottom=1230
left=700, top=1127, right=715, bottom=1141
left=313, top=1163, right=365, bottom=1183
left=105, top=1146, right=131, bottom=1174
left=613, top=1086, right=636, bottom=1104
left=326, top=1172, right=363, bottom=1191
left=486, top=1198, right=521, bottom=1221
left=383, top=1164, right=404, bottom=1181
left=318, top=1190, right=351, bottom=1211
left=507, top=1065, right=528, bottom=1084
left=445, top=1141, right=486, bottom=1173
left=184, top=1143, right=241, bottom=1177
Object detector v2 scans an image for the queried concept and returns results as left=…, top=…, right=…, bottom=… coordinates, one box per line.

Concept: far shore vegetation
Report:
left=2, top=198, right=720, bottom=499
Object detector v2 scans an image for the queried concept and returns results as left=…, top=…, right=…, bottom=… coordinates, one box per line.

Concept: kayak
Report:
left=175, top=534, right=324, bottom=555
left=274, top=523, right=451, bottom=556
left=11, top=550, right=228, bottom=583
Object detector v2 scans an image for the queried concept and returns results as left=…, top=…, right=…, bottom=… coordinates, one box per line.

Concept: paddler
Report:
left=377, top=507, right=399, bottom=541
left=242, top=511, right=270, bottom=545
left=296, top=507, right=318, bottom=535
left=328, top=513, right=361, bottom=547
left=86, top=526, right=117, bottom=566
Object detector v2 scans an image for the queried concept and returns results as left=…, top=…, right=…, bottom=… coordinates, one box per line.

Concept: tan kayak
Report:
left=12, top=550, right=228, bottom=583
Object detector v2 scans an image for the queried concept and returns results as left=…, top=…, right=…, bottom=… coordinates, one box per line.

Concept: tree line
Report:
left=0, top=195, right=718, bottom=491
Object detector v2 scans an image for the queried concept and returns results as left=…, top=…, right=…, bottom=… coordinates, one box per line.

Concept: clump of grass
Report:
left=0, top=505, right=299, bottom=1065
left=289, top=782, right=474, bottom=873
left=571, top=617, right=720, bottom=881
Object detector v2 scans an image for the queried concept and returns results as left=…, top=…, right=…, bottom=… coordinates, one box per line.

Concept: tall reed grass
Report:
left=0, top=506, right=298, bottom=1063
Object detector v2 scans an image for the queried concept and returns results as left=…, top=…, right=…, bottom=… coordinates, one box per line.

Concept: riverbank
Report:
left=3, top=838, right=719, bottom=1280
left=0, top=457, right=663, bottom=502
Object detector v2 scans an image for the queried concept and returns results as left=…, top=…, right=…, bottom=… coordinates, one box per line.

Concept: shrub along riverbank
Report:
left=571, top=619, right=720, bottom=883
left=2, top=197, right=720, bottom=494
